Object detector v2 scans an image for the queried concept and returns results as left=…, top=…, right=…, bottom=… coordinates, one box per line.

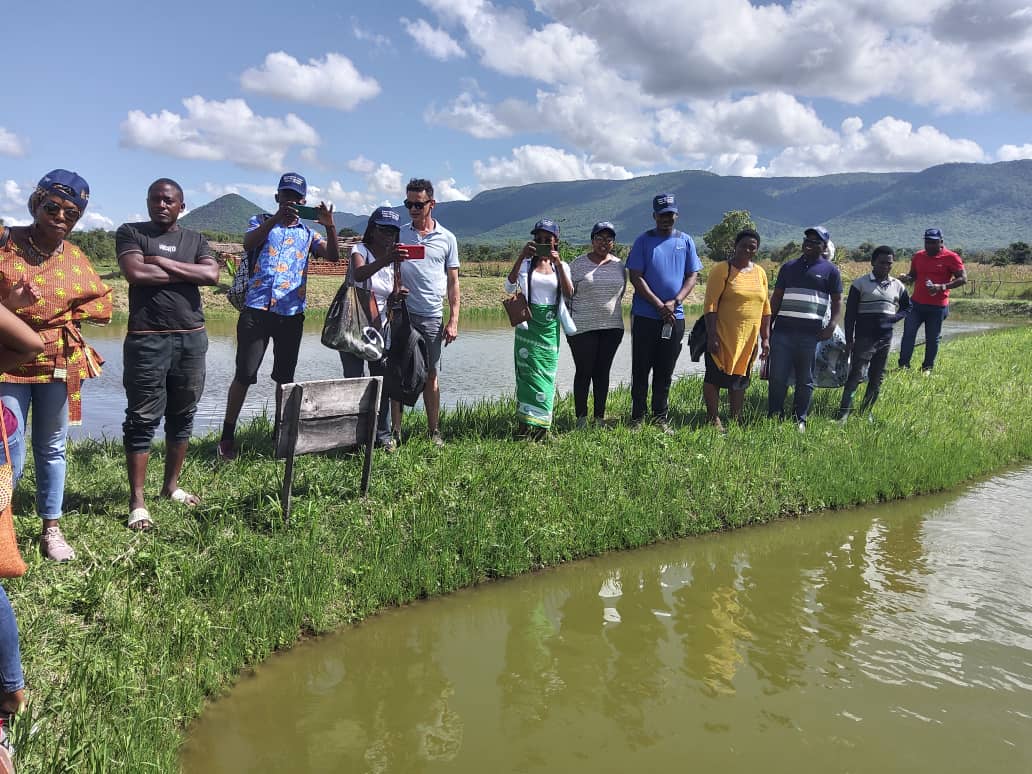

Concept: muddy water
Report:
left=182, top=467, right=1032, bottom=774
left=72, top=318, right=1002, bottom=440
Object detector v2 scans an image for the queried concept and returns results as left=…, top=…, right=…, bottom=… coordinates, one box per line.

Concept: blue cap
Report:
left=370, top=207, right=401, bottom=228
left=277, top=172, right=307, bottom=197
left=924, top=228, right=943, bottom=241
left=591, top=221, right=616, bottom=239
left=804, top=226, right=830, bottom=243
left=532, top=218, right=560, bottom=238
left=653, top=194, right=678, bottom=215
left=37, top=169, right=90, bottom=212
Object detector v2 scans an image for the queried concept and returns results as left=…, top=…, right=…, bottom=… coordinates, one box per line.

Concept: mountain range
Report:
left=179, top=160, right=1032, bottom=250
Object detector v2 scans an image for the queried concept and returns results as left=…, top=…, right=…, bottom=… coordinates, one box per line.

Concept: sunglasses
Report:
left=41, top=200, right=81, bottom=221
left=802, top=238, right=824, bottom=246
left=374, top=225, right=400, bottom=234
left=403, top=199, right=432, bottom=210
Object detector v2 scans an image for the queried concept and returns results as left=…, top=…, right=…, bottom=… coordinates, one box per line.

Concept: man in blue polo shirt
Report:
left=626, top=193, right=702, bottom=432
left=767, top=226, right=842, bottom=430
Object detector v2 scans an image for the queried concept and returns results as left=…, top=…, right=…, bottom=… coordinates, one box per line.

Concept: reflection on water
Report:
left=73, top=318, right=1003, bottom=441
left=183, top=468, right=1032, bottom=774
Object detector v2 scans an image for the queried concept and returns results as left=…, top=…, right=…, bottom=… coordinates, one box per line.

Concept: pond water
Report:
left=71, top=317, right=1002, bottom=441
left=181, top=466, right=1032, bottom=773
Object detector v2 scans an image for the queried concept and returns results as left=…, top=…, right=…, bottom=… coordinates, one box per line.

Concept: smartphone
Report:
left=534, top=242, right=553, bottom=258
left=399, top=244, right=425, bottom=260
left=292, top=204, right=320, bottom=220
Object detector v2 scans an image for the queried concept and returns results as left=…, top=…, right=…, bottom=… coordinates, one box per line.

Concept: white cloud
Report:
left=199, top=182, right=278, bottom=201
left=425, top=92, right=511, bottom=139
left=435, top=177, right=472, bottom=202
left=76, top=213, right=115, bottom=231
left=323, top=182, right=379, bottom=215
left=997, top=143, right=1032, bottom=161
left=368, top=164, right=404, bottom=197
left=1, top=180, right=23, bottom=210
left=764, top=116, right=986, bottom=176
left=0, top=128, right=25, bottom=157
left=347, top=155, right=376, bottom=174
left=120, top=96, right=320, bottom=171
left=402, top=18, right=465, bottom=60
left=240, top=52, right=381, bottom=111
left=473, top=144, right=632, bottom=189
left=352, top=19, right=391, bottom=48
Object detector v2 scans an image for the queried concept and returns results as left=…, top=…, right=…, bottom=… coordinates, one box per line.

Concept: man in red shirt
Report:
left=897, top=228, right=966, bottom=372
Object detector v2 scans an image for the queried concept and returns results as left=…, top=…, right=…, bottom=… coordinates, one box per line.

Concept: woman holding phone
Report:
left=566, top=221, right=626, bottom=428
left=505, top=219, right=573, bottom=437
left=340, top=207, right=407, bottom=451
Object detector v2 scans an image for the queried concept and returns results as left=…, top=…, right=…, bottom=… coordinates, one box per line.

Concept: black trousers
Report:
left=566, top=327, right=624, bottom=418
left=630, top=316, right=685, bottom=420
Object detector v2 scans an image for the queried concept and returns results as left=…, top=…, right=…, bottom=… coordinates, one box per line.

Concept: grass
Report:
left=5, top=325, right=1032, bottom=772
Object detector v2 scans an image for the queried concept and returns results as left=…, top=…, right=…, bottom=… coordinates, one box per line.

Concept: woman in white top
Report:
left=566, top=221, right=626, bottom=428
left=340, top=207, right=405, bottom=450
left=504, top=219, right=573, bottom=436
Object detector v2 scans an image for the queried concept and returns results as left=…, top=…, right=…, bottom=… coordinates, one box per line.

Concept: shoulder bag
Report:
left=688, top=260, right=732, bottom=362
left=321, top=256, right=385, bottom=360
left=503, top=262, right=532, bottom=327
left=0, top=411, right=26, bottom=578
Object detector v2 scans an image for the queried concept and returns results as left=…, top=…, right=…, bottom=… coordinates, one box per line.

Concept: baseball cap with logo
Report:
left=532, top=219, right=560, bottom=238
left=804, top=226, right=831, bottom=244
left=924, top=228, right=944, bottom=241
left=653, top=194, right=678, bottom=215
left=37, top=169, right=90, bottom=212
left=370, top=207, right=401, bottom=228
left=277, top=172, right=307, bottom=197
left=591, top=221, right=616, bottom=239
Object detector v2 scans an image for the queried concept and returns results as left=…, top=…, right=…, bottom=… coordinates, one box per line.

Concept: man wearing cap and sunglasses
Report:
left=626, top=194, right=702, bottom=433
left=897, top=228, right=966, bottom=373
left=217, top=172, right=339, bottom=460
left=767, top=226, right=842, bottom=431
left=397, top=178, right=460, bottom=447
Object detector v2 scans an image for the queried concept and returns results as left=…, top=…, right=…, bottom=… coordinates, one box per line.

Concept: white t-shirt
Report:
left=350, top=243, right=396, bottom=323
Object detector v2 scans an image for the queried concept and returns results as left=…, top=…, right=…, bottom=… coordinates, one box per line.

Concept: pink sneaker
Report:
left=41, top=526, right=75, bottom=562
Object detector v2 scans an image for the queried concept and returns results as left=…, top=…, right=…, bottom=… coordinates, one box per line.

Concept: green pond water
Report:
left=182, top=467, right=1032, bottom=773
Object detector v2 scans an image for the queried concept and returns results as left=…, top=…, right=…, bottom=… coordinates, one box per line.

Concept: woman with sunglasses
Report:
left=0, top=170, right=112, bottom=561
left=339, top=207, right=407, bottom=451
left=505, top=219, right=574, bottom=437
left=566, top=221, right=626, bottom=428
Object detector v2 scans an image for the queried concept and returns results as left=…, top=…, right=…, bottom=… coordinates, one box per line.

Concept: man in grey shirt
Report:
left=398, top=178, right=461, bottom=447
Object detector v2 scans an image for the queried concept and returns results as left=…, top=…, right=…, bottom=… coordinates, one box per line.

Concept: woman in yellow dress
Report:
left=703, top=229, right=770, bottom=430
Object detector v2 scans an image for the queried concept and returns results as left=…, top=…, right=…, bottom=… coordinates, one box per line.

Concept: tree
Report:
left=702, top=210, right=757, bottom=261
left=1007, top=241, right=1031, bottom=265
left=338, top=227, right=359, bottom=238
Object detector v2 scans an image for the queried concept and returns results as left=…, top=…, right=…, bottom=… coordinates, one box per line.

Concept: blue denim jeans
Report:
left=0, top=382, right=68, bottom=519
left=0, top=584, right=23, bottom=694
left=898, top=302, right=949, bottom=370
left=766, top=329, right=819, bottom=422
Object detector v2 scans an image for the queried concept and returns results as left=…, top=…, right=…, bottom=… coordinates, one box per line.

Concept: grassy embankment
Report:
left=5, top=325, right=1032, bottom=772
left=94, top=259, right=1032, bottom=322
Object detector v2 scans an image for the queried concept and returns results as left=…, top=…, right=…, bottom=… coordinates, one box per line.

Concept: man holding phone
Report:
left=626, top=193, right=702, bottom=433
left=397, top=178, right=460, bottom=447
left=217, top=172, right=339, bottom=460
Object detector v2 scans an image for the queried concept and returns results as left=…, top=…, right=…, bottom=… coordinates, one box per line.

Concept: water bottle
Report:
left=661, top=322, right=673, bottom=340
left=925, top=279, right=938, bottom=296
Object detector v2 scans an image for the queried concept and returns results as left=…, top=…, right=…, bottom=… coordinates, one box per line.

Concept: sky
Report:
left=2, top=0, right=1031, bottom=231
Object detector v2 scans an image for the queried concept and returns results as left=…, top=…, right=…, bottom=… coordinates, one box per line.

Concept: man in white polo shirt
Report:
left=397, top=178, right=460, bottom=447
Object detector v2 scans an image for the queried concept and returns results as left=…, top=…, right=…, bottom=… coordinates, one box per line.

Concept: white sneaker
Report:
left=796, top=421, right=806, bottom=434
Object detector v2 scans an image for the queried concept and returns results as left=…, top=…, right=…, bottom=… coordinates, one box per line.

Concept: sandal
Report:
left=167, top=488, right=200, bottom=507
left=127, top=507, right=153, bottom=531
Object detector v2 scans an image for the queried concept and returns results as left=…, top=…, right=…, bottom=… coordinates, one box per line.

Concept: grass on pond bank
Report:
left=6, top=326, right=1032, bottom=772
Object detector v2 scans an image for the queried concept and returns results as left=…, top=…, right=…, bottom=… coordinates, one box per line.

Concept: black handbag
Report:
left=321, top=266, right=385, bottom=360
left=688, top=260, right=732, bottom=362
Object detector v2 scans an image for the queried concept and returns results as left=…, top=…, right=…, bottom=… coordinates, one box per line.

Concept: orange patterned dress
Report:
left=0, top=228, right=113, bottom=425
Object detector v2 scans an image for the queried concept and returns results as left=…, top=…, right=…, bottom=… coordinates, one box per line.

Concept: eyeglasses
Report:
left=403, top=200, right=432, bottom=210
left=41, top=200, right=81, bottom=221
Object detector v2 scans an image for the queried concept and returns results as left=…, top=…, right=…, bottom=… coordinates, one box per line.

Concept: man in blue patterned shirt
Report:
left=217, top=172, right=339, bottom=459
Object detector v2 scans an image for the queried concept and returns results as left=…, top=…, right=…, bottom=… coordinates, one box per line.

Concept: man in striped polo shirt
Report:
left=836, top=246, right=910, bottom=421
left=767, top=226, right=842, bottom=430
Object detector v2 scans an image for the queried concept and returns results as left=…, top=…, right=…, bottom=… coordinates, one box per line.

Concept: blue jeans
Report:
left=0, top=382, right=68, bottom=519
left=899, top=302, right=948, bottom=370
left=767, top=329, right=818, bottom=422
left=0, top=585, right=23, bottom=694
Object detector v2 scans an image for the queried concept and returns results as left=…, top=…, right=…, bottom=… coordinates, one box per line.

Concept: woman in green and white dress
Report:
left=505, top=219, right=573, bottom=435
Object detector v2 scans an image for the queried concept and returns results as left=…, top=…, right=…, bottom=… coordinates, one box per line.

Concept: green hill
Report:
left=182, top=160, right=1032, bottom=249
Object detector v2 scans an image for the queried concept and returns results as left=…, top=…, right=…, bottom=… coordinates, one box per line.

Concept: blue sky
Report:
left=2, top=0, right=1030, bottom=231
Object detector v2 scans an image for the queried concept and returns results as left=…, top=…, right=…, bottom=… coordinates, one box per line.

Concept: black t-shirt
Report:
left=116, top=222, right=213, bottom=332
